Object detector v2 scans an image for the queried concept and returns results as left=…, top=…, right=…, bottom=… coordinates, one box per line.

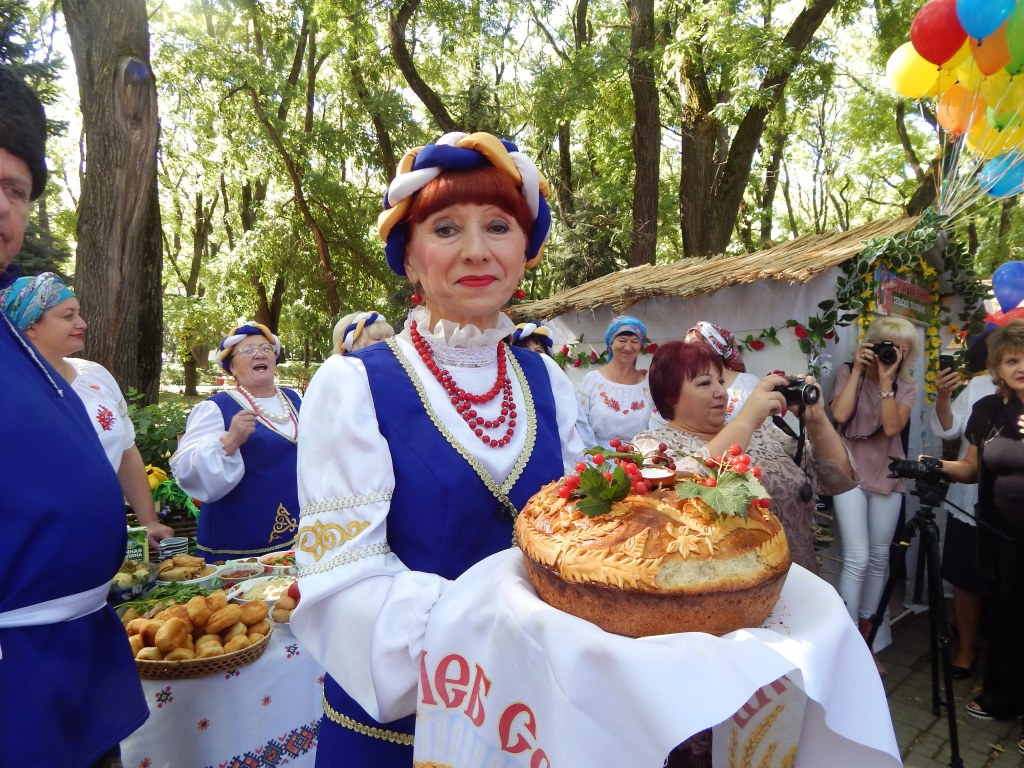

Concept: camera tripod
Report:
left=864, top=477, right=962, bottom=768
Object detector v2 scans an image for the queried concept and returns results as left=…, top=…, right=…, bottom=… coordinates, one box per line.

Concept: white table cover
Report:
left=121, top=625, right=323, bottom=768
left=414, top=549, right=902, bottom=768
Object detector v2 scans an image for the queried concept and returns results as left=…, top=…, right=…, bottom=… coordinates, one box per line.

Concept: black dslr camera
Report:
left=870, top=340, right=899, bottom=364
left=772, top=376, right=821, bottom=407
left=887, top=456, right=949, bottom=484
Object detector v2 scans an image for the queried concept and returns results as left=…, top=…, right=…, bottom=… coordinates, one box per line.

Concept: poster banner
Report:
left=874, top=266, right=931, bottom=325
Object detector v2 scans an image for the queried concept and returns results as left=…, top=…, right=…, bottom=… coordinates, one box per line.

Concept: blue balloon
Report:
left=956, top=0, right=1016, bottom=39
left=993, top=261, right=1024, bottom=310
left=979, top=152, right=1024, bottom=198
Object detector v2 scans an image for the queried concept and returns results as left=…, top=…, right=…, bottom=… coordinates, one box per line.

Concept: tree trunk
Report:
left=63, top=0, right=162, bottom=403
left=677, top=0, right=839, bottom=257
left=627, top=0, right=660, bottom=267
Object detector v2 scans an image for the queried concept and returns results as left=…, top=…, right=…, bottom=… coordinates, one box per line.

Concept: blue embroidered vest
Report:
left=196, top=389, right=301, bottom=561
left=317, top=343, right=564, bottom=767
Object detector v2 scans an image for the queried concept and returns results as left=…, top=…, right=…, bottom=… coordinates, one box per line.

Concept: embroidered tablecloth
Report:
left=121, top=625, right=323, bottom=768
left=413, top=549, right=902, bottom=768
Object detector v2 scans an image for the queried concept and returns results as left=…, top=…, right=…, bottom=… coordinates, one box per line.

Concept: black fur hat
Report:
left=0, top=67, right=47, bottom=200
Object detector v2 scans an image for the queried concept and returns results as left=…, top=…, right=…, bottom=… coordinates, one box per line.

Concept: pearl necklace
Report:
left=410, top=320, right=517, bottom=448
left=236, top=386, right=293, bottom=423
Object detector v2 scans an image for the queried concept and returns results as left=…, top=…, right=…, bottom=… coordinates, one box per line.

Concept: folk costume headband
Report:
left=604, top=316, right=647, bottom=358
left=377, top=131, right=551, bottom=276
left=217, top=321, right=280, bottom=371
left=511, top=322, right=553, bottom=348
left=688, top=321, right=744, bottom=372
left=341, top=311, right=387, bottom=354
left=0, top=272, right=75, bottom=329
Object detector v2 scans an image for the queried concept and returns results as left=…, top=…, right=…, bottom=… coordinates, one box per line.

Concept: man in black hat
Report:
left=0, top=66, right=48, bottom=284
left=0, top=67, right=150, bottom=767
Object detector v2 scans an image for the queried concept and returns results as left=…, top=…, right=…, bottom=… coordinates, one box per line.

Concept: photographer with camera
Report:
left=934, top=320, right=1024, bottom=733
left=633, top=340, right=859, bottom=574
left=829, top=316, right=919, bottom=672
left=928, top=332, right=994, bottom=680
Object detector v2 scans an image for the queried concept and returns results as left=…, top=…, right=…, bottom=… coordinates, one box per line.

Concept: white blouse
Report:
left=171, top=389, right=298, bottom=503
left=67, top=357, right=135, bottom=470
left=290, top=307, right=583, bottom=723
left=575, top=369, right=654, bottom=449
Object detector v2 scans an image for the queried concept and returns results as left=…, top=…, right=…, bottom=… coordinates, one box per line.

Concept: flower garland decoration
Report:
left=551, top=334, right=660, bottom=370
left=733, top=212, right=985, bottom=397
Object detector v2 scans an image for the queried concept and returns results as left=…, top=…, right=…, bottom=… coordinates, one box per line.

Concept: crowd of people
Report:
left=6, top=62, right=1024, bottom=765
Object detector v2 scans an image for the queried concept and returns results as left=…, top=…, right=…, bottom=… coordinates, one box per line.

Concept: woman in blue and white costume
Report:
left=171, top=322, right=301, bottom=562
left=292, top=132, right=583, bottom=767
left=575, top=315, right=654, bottom=448
left=510, top=320, right=554, bottom=355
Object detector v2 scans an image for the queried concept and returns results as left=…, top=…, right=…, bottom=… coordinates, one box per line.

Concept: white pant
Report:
left=833, top=486, right=904, bottom=622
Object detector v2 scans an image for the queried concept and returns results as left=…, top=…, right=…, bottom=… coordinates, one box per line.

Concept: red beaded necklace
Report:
left=410, top=320, right=517, bottom=448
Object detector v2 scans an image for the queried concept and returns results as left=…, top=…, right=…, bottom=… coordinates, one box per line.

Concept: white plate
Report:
left=226, top=574, right=296, bottom=605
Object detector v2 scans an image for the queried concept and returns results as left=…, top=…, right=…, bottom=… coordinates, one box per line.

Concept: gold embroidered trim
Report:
left=386, top=337, right=536, bottom=520
left=297, top=519, right=371, bottom=562
left=268, top=503, right=298, bottom=542
left=301, top=492, right=393, bottom=518
left=196, top=536, right=296, bottom=557
left=322, top=689, right=414, bottom=746
left=297, top=541, right=390, bottom=576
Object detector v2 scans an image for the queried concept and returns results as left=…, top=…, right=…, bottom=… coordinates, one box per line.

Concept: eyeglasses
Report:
left=236, top=343, right=276, bottom=357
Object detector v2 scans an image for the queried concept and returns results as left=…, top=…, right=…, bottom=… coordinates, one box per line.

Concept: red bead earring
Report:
left=410, top=288, right=423, bottom=305
left=513, top=288, right=526, bottom=301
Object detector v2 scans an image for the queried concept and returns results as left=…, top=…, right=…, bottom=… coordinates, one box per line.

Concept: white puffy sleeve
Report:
left=169, top=399, right=245, bottom=503
left=290, top=353, right=448, bottom=723
left=928, top=382, right=973, bottom=441
left=541, top=353, right=586, bottom=473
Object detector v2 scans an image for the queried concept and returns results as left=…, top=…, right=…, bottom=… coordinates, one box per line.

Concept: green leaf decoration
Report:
left=572, top=464, right=634, bottom=518
left=675, top=469, right=770, bottom=519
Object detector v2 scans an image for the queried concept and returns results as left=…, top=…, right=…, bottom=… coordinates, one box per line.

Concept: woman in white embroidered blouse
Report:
left=1, top=272, right=175, bottom=550
left=291, top=132, right=582, bottom=767
left=575, top=315, right=654, bottom=449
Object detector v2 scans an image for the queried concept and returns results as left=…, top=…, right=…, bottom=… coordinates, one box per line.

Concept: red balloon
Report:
left=911, top=0, right=969, bottom=65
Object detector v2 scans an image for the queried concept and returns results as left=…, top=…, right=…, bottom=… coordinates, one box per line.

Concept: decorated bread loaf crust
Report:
left=515, top=450, right=791, bottom=638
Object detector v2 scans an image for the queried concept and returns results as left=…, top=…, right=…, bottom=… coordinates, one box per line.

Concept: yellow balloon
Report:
left=955, top=60, right=986, bottom=92
left=930, top=67, right=959, bottom=96
left=941, top=38, right=973, bottom=71
left=887, top=42, right=940, bottom=99
left=967, top=120, right=1024, bottom=159
left=980, top=69, right=1012, bottom=104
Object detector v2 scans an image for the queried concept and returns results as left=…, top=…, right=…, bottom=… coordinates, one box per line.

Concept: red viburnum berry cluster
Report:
left=700, top=443, right=771, bottom=514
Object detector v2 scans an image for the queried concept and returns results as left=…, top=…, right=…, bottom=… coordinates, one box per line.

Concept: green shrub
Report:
left=126, top=389, right=193, bottom=469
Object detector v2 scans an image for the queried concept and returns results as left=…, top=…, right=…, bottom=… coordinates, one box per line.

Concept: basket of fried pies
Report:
left=119, top=585, right=272, bottom=679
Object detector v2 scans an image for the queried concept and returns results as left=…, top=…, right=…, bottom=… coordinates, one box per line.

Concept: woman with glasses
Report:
left=171, top=321, right=302, bottom=562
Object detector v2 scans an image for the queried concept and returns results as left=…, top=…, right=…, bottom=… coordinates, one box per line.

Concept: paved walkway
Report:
left=814, top=537, right=1021, bottom=768
left=877, top=605, right=1022, bottom=767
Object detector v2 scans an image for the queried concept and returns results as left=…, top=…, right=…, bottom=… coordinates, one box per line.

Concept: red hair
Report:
left=405, top=165, right=532, bottom=236
left=649, top=341, right=723, bottom=421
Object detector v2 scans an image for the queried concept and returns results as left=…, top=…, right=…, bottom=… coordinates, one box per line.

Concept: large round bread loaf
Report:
left=515, top=481, right=791, bottom=637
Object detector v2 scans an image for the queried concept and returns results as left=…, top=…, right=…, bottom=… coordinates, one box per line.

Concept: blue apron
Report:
left=196, top=389, right=301, bottom=561
left=0, top=311, right=148, bottom=766
left=316, top=343, right=564, bottom=767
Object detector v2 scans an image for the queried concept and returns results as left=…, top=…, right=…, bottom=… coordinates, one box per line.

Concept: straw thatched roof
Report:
left=509, top=216, right=920, bottom=323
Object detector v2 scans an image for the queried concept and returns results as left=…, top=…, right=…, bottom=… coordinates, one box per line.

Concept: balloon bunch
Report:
left=887, top=0, right=1024, bottom=216
left=985, top=260, right=1024, bottom=328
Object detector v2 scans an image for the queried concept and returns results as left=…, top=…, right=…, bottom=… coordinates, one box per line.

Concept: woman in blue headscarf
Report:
left=0, top=272, right=175, bottom=550
left=170, top=321, right=302, bottom=562
left=574, top=315, right=654, bottom=448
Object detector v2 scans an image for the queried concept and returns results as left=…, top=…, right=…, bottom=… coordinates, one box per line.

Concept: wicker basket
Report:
left=135, top=626, right=272, bottom=680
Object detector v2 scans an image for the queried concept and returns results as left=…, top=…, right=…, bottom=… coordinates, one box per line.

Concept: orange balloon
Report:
left=938, top=83, right=986, bottom=134
left=971, top=23, right=1012, bottom=75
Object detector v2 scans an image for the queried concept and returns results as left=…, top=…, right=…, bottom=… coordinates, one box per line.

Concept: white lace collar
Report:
left=399, top=306, right=514, bottom=367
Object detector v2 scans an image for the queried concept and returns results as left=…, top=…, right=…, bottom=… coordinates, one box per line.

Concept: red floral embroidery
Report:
left=599, top=391, right=621, bottom=413
left=95, top=405, right=116, bottom=431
